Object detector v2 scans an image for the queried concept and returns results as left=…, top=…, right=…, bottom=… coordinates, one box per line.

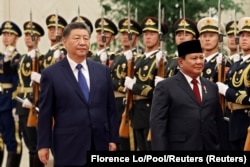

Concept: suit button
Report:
left=201, top=120, right=204, bottom=123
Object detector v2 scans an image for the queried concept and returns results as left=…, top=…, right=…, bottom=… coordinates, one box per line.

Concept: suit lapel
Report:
left=60, top=58, right=87, bottom=103
left=176, top=72, right=200, bottom=105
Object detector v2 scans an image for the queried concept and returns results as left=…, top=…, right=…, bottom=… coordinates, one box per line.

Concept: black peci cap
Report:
left=177, top=40, right=203, bottom=57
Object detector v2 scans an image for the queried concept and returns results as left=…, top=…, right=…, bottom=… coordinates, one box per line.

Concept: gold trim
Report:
left=133, top=95, right=149, bottom=100
left=0, top=83, right=13, bottom=89
left=114, top=91, right=125, bottom=98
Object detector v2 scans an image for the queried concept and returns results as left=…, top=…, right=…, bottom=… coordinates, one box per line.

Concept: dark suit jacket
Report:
left=150, top=71, right=226, bottom=151
left=37, top=58, right=119, bottom=166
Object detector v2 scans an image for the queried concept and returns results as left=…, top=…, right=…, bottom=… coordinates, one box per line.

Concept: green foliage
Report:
left=99, top=0, right=244, bottom=53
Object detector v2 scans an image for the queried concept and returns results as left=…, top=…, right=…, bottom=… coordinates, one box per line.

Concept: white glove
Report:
left=124, top=50, right=133, bottom=61
left=12, top=108, right=19, bottom=122
left=124, top=76, right=136, bottom=90
left=4, top=46, right=15, bottom=62
left=31, top=71, right=41, bottom=84
left=216, top=53, right=227, bottom=66
left=154, top=76, right=164, bottom=86
left=216, top=82, right=229, bottom=96
left=53, top=49, right=60, bottom=59
left=29, top=49, right=37, bottom=59
left=232, top=54, right=241, bottom=63
left=22, top=98, right=32, bottom=109
left=155, top=51, right=167, bottom=68
left=100, top=52, right=108, bottom=62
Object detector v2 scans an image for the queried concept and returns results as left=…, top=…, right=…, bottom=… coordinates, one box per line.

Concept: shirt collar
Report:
left=180, top=70, right=201, bottom=85
left=205, top=52, right=219, bottom=62
left=67, top=55, right=88, bottom=72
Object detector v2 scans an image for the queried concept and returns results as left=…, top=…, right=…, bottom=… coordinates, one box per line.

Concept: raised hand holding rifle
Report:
left=27, top=9, right=39, bottom=127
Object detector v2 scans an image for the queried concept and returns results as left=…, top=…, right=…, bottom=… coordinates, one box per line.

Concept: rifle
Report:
left=119, top=59, right=134, bottom=138
left=55, top=9, right=61, bottom=43
left=244, top=126, right=250, bottom=151
left=27, top=9, right=39, bottom=127
left=217, top=0, right=226, bottom=113
left=147, top=0, right=165, bottom=141
left=119, top=1, right=134, bottom=140
left=233, top=8, right=240, bottom=55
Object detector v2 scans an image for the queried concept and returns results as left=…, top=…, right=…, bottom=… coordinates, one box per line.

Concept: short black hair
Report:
left=63, top=22, right=91, bottom=38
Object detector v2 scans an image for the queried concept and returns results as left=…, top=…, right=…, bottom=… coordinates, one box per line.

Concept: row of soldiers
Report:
left=0, top=10, right=250, bottom=166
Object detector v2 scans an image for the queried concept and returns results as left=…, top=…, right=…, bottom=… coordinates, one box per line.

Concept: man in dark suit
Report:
left=37, top=22, right=119, bottom=166
left=150, top=40, right=226, bottom=150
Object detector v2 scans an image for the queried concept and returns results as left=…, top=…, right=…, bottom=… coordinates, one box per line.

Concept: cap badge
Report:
left=178, top=19, right=189, bottom=26
left=145, top=19, right=156, bottom=26
left=99, top=19, right=108, bottom=26
left=4, top=22, right=12, bottom=29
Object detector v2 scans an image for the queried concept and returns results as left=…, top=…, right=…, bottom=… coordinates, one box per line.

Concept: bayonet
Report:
left=55, top=9, right=60, bottom=42
left=233, top=8, right=240, bottom=54
left=218, top=0, right=223, bottom=44
left=182, top=0, right=186, bottom=38
left=101, top=7, right=106, bottom=48
left=128, top=1, right=132, bottom=50
left=77, top=6, right=80, bottom=21
left=100, top=7, right=109, bottom=66
left=30, top=9, right=35, bottom=42
left=179, top=8, right=182, bottom=18
left=135, top=7, right=138, bottom=22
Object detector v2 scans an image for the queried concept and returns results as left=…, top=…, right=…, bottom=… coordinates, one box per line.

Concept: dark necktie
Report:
left=76, top=64, right=89, bottom=101
left=191, top=79, right=201, bottom=104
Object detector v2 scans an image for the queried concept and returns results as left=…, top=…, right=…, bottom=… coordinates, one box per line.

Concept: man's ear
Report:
left=177, top=57, right=184, bottom=68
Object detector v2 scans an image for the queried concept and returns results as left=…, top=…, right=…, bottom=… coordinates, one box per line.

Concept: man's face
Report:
left=175, top=31, right=195, bottom=45
left=2, top=32, right=18, bottom=46
left=178, top=53, right=204, bottom=78
left=239, top=32, right=250, bottom=52
left=227, top=34, right=237, bottom=51
left=63, top=28, right=90, bottom=58
left=119, top=32, right=138, bottom=49
left=199, top=32, right=219, bottom=51
left=96, top=31, right=113, bottom=47
left=143, top=31, right=159, bottom=49
left=24, top=33, right=40, bottom=48
left=48, top=26, right=63, bottom=41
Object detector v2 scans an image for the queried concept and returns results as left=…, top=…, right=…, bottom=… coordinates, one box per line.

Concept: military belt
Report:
left=17, top=86, right=33, bottom=94
left=114, top=91, right=125, bottom=98
left=0, top=83, right=13, bottom=92
left=133, top=95, right=149, bottom=101
left=228, top=102, right=250, bottom=111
